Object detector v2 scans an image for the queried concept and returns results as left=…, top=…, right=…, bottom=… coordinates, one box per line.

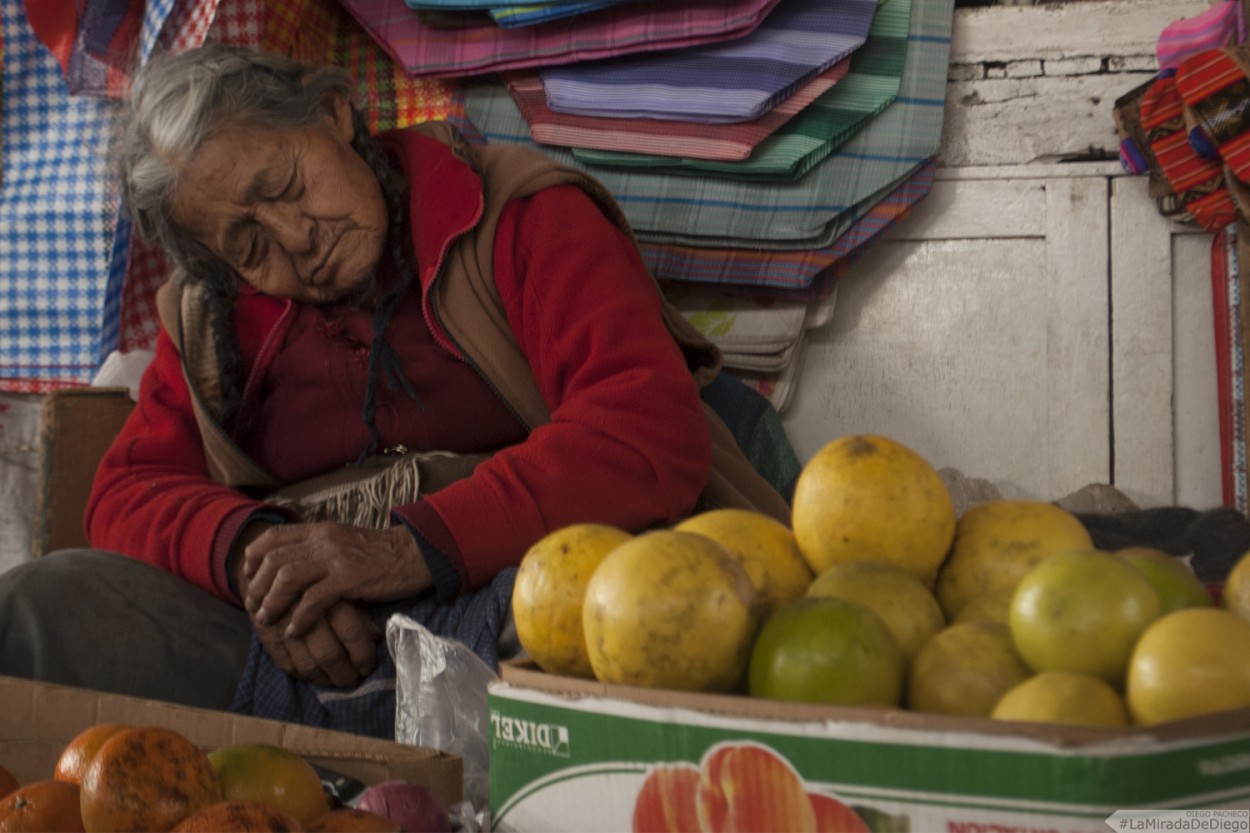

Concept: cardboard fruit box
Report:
left=0, top=674, right=463, bottom=806
left=489, top=661, right=1250, bottom=833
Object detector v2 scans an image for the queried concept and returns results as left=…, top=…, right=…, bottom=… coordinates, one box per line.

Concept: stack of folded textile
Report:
left=413, top=0, right=957, bottom=411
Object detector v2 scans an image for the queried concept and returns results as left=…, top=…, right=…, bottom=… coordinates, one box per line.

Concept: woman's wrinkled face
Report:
left=170, top=94, right=388, bottom=304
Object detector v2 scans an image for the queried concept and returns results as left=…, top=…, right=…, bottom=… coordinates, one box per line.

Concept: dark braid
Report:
left=353, top=112, right=422, bottom=460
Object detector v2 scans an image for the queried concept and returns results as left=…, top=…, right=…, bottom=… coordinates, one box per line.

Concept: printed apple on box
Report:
left=488, top=662, right=1250, bottom=833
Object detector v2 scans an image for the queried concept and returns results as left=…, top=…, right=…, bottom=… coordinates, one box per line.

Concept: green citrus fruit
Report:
left=805, top=560, right=945, bottom=661
left=1009, top=548, right=1161, bottom=686
left=1117, top=547, right=1213, bottom=614
left=748, top=596, right=904, bottom=707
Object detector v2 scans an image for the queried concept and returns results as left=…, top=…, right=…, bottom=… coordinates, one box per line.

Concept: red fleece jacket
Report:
left=84, top=126, right=712, bottom=604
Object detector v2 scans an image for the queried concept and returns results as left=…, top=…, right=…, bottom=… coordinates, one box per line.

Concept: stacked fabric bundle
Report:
left=446, top=0, right=956, bottom=410
left=1111, top=0, right=1250, bottom=512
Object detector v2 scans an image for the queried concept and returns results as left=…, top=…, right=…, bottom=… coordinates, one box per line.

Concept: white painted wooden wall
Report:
left=781, top=0, right=1225, bottom=511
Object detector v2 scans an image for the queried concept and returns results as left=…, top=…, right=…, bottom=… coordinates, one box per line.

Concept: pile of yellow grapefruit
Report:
left=511, top=432, right=1250, bottom=729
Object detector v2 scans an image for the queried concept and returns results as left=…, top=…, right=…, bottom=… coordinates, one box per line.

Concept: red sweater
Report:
left=84, top=127, right=712, bottom=604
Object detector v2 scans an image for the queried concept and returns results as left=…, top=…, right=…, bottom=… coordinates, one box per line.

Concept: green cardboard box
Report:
left=489, top=662, right=1250, bottom=832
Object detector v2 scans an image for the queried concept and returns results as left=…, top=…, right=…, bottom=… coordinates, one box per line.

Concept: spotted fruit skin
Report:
left=171, top=801, right=301, bottom=832
left=582, top=530, right=760, bottom=693
left=79, top=727, right=223, bottom=833
left=791, top=434, right=955, bottom=581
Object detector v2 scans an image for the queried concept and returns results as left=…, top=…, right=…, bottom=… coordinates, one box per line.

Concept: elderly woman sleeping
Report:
left=0, top=44, right=791, bottom=734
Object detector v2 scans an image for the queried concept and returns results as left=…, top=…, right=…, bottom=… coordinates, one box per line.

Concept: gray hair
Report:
left=117, top=44, right=358, bottom=279
left=116, top=44, right=411, bottom=429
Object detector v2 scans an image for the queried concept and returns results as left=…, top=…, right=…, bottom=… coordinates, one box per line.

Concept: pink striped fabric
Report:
left=503, top=58, right=848, bottom=161
left=338, top=0, right=782, bottom=78
left=1157, top=0, right=1244, bottom=71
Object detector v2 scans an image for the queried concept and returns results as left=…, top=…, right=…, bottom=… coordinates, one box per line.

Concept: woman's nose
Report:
left=255, top=202, right=314, bottom=255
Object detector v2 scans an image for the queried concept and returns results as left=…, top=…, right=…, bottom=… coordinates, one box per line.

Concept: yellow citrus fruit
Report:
left=1117, top=547, right=1213, bottom=614
left=991, top=670, right=1129, bottom=727
left=675, top=509, right=813, bottom=616
left=935, top=500, right=1095, bottom=620
left=805, top=560, right=945, bottom=661
left=582, top=530, right=760, bottom=692
left=1222, top=549, right=1250, bottom=623
left=748, top=596, right=905, bottom=707
left=512, top=523, right=633, bottom=678
left=790, top=435, right=955, bottom=580
left=207, top=743, right=329, bottom=829
left=952, top=590, right=1013, bottom=627
left=907, top=621, right=1033, bottom=718
left=1126, top=608, right=1250, bottom=725
left=1009, top=548, right=1161, bottom=686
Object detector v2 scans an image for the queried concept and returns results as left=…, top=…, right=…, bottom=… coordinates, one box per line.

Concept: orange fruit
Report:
left=675, top=509, right=813, bottom=616
left=0, top=780, right=84, bottom=833
left=748, top=597, right=905, bottom=708
left=80, top=726, right=223, bottom=833
left=512, top=523, right=633, bottom=678
left=55, top=724, right=131, bottom=785
left=583, top=530, right=760, bottom=692
left=208, top=743, right=329, bottom=829
left=791, top=435, right=955, bottom=581
left=308, top=808, right=401, bottom=832
left=0, top=766, right=16, bottom=801
left=171, top=801, right=302, bottom=832
left=1126, top=608, right=1250, bottom=725
left=1009, top=548, right=1161, bottom=686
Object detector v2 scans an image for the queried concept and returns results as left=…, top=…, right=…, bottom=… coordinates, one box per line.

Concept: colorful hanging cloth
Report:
left=461, top=0, right=952, bottom=250
left=536, top=0, right=875, bottom=124
left=0, top=0, right=120, bottom=391
left=505, top=58, right=846, bottom=162
left=571, top=0, right=908, bottom=181
left=338, top=0, right=782, bottom=78
left=1157, top=0, right=1244, bottom=71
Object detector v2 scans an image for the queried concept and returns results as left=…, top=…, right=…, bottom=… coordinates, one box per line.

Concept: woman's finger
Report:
left=327, top=603, right=379, bottom=678
left=283, top=580, right=344, bottom=638
left=299, top=619, right=360, bottom=688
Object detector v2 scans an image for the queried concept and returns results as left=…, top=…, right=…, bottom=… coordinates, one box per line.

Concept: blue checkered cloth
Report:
left=1, top=0, right=121, bottom=387
left=229, top=568, right=517, bottom=740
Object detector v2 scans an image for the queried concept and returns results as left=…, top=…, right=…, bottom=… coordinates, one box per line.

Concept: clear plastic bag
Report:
left=388, top=613, right=496, bottom=824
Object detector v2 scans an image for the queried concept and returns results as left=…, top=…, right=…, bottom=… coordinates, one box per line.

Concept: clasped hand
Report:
left=233, top=522, right=433, bottom=687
